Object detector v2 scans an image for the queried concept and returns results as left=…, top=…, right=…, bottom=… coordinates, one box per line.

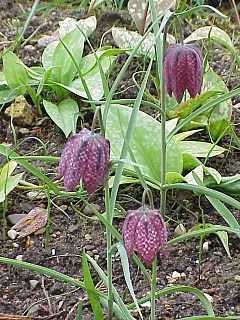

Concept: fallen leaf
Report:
left=12, top=207, right=48, bottom=238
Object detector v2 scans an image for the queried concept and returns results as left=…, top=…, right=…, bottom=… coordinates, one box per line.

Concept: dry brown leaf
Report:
left=12, top=207, right=48, bottom=238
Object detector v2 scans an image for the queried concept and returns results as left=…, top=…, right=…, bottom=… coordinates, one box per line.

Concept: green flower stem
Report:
left=105, top=180, right=113, bottom=319
left=151, top=257, right=157, bottom=320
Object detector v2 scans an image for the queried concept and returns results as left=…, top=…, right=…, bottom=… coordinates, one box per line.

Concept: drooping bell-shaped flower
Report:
left=164, top=43, right=203, bottom=103
left=122, top=206, right=168, bottom=267
left=57, top=128, right=110, bottom=194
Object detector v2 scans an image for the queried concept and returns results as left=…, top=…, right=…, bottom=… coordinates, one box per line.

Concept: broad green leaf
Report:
left=3, top=51, right=29, bottom=94
left=182, top=115, right=208, bottom=131
left=207, top=174, right=240, bottom=195
left=0, top=72, right=7, bottom=86
left=0, top=87, right=18, bottom=104
left=0, top=161, right=23, bottom=203
left=168, top=91, right=222, bottom=119
left=166, top=172, right=185, bottom=183
left=166, top=118, right=179, bottom=133
left=52, top=28, right=85, bottom=85
left=184, top=26, right=234, bottom=54
left=128, top=0, right=176, bottom=34
left=70, top=55, right=115, bottom=100
left=105, top=104, right=183, bottom=181
left=42, top=41, right=58, bottom=70
left=182, top=153, right=202, bottom=171
left=216, top=231, right=231, bottom=258
left=203, top=70, right=232, bottom=141
left=112, top=27, right=175, bottom=59
left=174, top=129, right=202, bottom=142
left=82, top=251, right=104, bottom=320
left=43, top=99, right=79, bottom=137
left=185, top=165, right=203, bottom=185
left=179, top=141, right=225, bottom=158
left=204, top=167, right=221, bottom=185
left=79, top=48, right=123, bottom=76
left=116, top=243, right=143, bottom=320
left=59, top=16, right=97, bottom=38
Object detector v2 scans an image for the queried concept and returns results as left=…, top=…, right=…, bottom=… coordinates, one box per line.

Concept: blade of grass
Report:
left=82, top=250, right=104, bottom=320
left=127, top=285, right=214, bottom=316
left=165, top=183, right=240, bottom=210
left=0, top=144, right=58, bottom=193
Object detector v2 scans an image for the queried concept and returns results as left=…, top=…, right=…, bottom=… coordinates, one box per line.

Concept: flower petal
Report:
left=135, top=214, right=161, bottom=266
left=122, top=210, right=140, bottom=259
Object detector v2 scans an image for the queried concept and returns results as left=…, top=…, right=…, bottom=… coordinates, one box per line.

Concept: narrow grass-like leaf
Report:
left=206, top=197, right=240, bottom=237
left=86, top=254, right=136, bottom=320
left=127, top=285, right=214, bottom=316
left=82, top=251, right=104, bottom=320
left=116, top=243, right=143, bottom=320
left=216, top=231, right=231, bottom=258
left=165, top=183, right=240, bottom=210
left=0, top=144, right=58, bottom=193
left=168, top=225, right=239, bottom=246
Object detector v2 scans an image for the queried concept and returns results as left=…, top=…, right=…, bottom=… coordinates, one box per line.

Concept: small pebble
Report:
left=141, top=301, right=151, bottom=308
left=58, top=300, right=64, bottom=309
left=172, top=271, right=181, bottom=279
left=13, top=243, right=19, bottom=248
left=235, top=275, right=240, bottom=282
left=83, top=203, right=101, bottom=216
left=27, top=191, right=46, bottom=200
left=85, top=233, right=92, bottom=241
left=203, top=241, right=209, bottom=252
left=29, top=279, right=38, bottom=289
left=7, top=229, right=18, bottom=240
left=174, top=224, right=186, bottom=237
left=16, top=255, right=23, bottom=261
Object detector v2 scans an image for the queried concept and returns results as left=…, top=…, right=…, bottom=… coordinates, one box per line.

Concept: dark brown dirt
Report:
left=0, top=1, right=240, bottom=320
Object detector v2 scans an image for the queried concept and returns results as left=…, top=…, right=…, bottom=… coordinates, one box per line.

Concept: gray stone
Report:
left=8, top=214, right=27, bottom=225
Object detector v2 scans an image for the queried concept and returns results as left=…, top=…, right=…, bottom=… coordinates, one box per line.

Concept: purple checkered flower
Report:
left=164, top=43, right=203, bottom=103
left=122, top=207, right=168, bottom=267
left=57, top=128, right=110, bottom=194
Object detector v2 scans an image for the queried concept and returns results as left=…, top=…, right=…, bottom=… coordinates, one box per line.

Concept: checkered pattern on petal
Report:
left=164, top=43, right=203, bottom=103
left=122, top=210, right=141, bottom=259
left=149, top=211, right=169, bottom=258
left=57, top=128, right=110, bottom=194
left=122, top=207, right=169, bottom=267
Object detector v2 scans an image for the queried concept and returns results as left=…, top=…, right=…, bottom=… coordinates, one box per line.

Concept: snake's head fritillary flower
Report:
left=164, top=43, right=203, bottom=103
left=122, top=206, right=168, bottom=267
left=57, top=128, right=110, bottom=194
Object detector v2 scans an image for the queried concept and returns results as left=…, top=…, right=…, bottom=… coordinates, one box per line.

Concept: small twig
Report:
left=41, top=277, right=54, bottom=314
left=230, top=0, right=240, bottom=26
